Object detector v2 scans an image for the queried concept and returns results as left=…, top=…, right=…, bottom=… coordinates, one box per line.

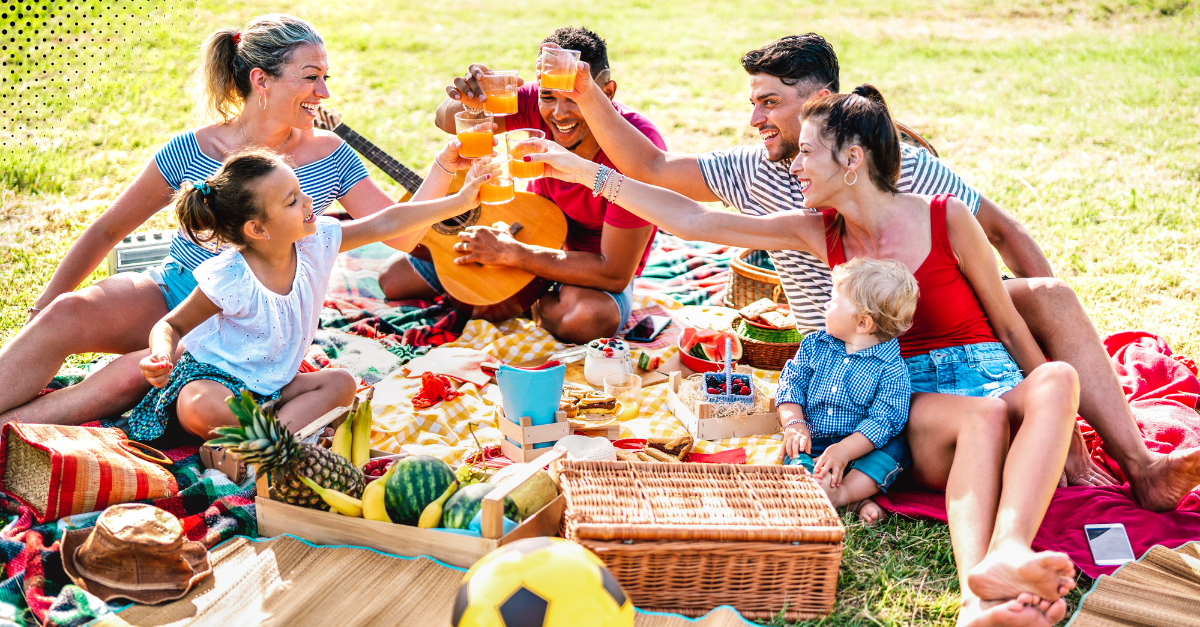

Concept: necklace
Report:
left=238, top=117, right=293, bottom=152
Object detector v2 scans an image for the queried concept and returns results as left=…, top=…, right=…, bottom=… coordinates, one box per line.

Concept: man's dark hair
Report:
left=543, top=26, right=610, bottom=79
left=741, top=33, right=839, bottom=93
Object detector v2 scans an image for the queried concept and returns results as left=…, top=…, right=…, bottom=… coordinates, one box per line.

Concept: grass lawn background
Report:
left=2, top=0, right=1198, bottom=624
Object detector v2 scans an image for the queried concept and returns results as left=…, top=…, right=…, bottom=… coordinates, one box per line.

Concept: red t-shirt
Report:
left=508, top=84, right=666, bottom=276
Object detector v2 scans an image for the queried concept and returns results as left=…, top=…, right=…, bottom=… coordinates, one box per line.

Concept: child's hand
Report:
left=454, top=158, right=503, bottom=207
left=140, top=352, right=174, bottom=388
left=782, top=422, right=812, bottom=459
left=813, top=441, right=854, bottom=488
left=436, top=138, right=490, bottom=174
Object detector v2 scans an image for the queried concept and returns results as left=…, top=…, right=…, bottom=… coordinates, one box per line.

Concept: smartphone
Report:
left=626, top=315, right=671, bottom=342
left=1085, top=523, right=1136, bottom=566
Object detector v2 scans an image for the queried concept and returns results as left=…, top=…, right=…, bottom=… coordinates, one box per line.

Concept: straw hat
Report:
left=60, top=503, right=211, bottom=604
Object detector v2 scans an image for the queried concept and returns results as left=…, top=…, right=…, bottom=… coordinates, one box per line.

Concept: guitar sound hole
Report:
left=432, top=205, right=481, bottom=236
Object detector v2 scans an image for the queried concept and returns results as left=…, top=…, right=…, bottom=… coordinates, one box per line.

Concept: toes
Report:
left=1046, top=599, right=1068, bottom=623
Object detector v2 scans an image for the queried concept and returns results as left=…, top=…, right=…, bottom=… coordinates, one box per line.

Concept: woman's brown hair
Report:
left=175, top=148, right=284, bottom=249
left=800, top=84, right=901, bottom=195
left=195, top=14, right=324, bottom=123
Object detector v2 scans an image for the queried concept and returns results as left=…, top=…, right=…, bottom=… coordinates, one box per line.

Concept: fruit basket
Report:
left=558, top=460, right=844, bottom=620
left=702, top=338, right=755, bottom=407
left=254, top=405, right=565, bottom=568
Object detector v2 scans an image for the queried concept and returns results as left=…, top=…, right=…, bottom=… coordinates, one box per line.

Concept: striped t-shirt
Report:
left=698, top=143, right=981, bottom=333
left=154, top=131, right=370, bottom=270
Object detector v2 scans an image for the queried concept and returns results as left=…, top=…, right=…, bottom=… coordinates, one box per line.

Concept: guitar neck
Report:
left=331, top=123, right=425, bottom=195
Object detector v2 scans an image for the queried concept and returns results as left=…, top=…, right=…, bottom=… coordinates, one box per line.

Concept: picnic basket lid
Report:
left=558, top=460, right=845, bottom=543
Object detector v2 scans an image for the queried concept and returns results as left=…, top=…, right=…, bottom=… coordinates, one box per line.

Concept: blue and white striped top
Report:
left=154, top=131, right=370, bottom=270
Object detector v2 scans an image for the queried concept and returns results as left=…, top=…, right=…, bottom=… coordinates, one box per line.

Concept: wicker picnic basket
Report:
left=734, top=318, right=802, bottom=371
left=724, top=249, right=785, bottom=310
left=558, top=460, right=845, bottom=620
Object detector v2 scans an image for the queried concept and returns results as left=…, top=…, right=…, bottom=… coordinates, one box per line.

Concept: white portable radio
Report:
left=106, top=230, right=175, bottom=276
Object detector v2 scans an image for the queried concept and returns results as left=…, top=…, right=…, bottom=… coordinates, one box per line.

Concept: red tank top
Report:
left=824, top=194, right=998, bottom=359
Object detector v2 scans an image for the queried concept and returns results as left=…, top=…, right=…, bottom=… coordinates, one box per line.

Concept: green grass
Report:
left=1, top=0, right=1196, bottom=624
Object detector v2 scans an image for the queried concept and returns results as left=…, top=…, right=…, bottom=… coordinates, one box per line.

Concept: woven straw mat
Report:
left=93, top=535, right=754, bottom=627
left=1068, top=541, right=1200, bottom=627
left=361, top=293, right=784, bottom=467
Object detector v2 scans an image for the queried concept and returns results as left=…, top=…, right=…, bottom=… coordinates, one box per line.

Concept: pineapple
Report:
left=207, top=391, right=365, bottom=511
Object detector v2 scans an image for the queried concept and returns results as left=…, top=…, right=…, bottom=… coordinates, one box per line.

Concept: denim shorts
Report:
left=904, top=342, right=1024, bottom=398
left=145, top=256, right=198, bottom=312
left=784, top=433, right=912, bottom=491
left=407, top=254, right=635, bottom=329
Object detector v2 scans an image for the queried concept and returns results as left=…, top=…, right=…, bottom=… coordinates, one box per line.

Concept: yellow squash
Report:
left=417, top=480, right=458, bottom=529
left=299, top=476, right=363, bottom=517
left=352, top=388, right=374, bottom=468
left=362, top=462, right=397, bottom=523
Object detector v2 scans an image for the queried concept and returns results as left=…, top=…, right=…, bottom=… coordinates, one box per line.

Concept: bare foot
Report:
left=1012, top=592, right=1066, bottom=622
left=1131, top=447, right=1200, bottom=512
left=847, top=498, right=886, bottom=526
left=967, top=547, right=1075, bottom=602
left=957, top=597, right=1050, bottom=627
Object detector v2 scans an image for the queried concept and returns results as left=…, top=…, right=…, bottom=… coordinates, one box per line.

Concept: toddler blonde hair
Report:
left=831, top=257, right=919, bottom=340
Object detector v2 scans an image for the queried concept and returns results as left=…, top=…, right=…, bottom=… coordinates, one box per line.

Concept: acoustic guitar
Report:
left=314, top=106, right=568, bottom=321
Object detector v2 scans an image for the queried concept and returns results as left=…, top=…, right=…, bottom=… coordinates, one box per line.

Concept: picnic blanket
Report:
left=0, top=447, right=256, bottom=627
left=874, top=330, right=1200, bottom=578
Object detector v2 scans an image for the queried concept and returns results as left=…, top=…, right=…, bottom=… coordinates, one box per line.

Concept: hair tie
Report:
left=232, top=32, right=241, bottom=46
left=194, top=181, right=211, bottom=196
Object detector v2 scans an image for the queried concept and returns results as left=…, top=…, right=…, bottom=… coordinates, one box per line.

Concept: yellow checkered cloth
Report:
left=366, top=292, right=785, bottom=467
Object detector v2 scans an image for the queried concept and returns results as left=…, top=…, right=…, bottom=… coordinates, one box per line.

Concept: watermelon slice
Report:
left=679, top=328, right=743, bottom=363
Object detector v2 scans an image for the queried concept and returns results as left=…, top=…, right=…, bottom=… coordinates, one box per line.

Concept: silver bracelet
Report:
left=782, top=419, right=806, bottom=430
left=591, top=165, right=611, bottom=197
left=433, top=157, right=454, bottom=177
left=27, top=306, right=42, bottom=315
left=607, top=173, right=624, bottom=203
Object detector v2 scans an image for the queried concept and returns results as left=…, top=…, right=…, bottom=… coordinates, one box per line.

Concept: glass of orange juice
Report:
left=454, top=110, right=494, bottom=159
left=478, top=70, right=519, bottom=116
left=505, top=129, right=546, bottom=180
left=604, top=373, right=642, bottom=422
left=479, top=155, right=515, bottom=205
left=538, top=48, right=580, bottom=92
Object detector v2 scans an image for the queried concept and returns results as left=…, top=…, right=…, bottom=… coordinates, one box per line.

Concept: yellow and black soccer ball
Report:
left=452, top=537, right=634, bottom=627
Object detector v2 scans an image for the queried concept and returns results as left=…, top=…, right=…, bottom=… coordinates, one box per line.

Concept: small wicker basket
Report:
left=559, top=460, right=844, bottom=620
left=734, top=318, right=802, bottom=371
left=724, top=249, right=786, bottom=310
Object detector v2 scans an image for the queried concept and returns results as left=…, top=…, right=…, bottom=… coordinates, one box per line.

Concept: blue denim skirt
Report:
left=904, top=342, right=1024, bottom=398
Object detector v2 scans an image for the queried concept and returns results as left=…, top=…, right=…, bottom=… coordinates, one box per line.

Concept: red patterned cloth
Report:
left=411, top=372, right=464, bottom=409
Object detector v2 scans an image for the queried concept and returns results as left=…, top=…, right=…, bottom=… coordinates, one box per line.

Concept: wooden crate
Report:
left=667, top=368, right=780, bottom=441
left=496, top=407, right=570, bottom=463
left=254, top=407, right=566, bottom=568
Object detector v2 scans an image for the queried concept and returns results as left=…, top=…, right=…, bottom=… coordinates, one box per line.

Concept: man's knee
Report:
left=1013, top=278, right=1080, bottom=314
left=378, top=255, right=438, bottom=300
left=542, top=291, right=620, bottom=344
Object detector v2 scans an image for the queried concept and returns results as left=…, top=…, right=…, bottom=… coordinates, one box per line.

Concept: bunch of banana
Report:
left=299, top=476, right=363, bottom=517
left=331, top=388, right=375, bottom=468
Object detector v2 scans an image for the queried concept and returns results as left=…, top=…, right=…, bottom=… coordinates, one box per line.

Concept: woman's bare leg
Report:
left=908, top=393, right=1059, bottom=626
left=0, top=274, right=167, bottom=420
left=967, top=362, right=1078, bottom=609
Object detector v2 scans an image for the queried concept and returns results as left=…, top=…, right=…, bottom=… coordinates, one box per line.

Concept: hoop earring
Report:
left=844, top=170, right=858, bottom=186
left=264, top=233, right=270, bottom=241
left=258, top=94, right=266, bottom=111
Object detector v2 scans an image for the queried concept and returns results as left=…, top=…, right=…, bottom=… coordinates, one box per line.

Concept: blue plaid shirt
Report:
left=775, top=331, right=912, bottom=448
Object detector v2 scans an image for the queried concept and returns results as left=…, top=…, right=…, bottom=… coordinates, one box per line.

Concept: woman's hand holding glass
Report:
left=522, top=140, right=599, bottom=186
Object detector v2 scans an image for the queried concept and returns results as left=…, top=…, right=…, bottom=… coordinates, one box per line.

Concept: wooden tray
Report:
left=667, top=368, right=780, bottom=441
left=254, top=406, right=566, bottom=568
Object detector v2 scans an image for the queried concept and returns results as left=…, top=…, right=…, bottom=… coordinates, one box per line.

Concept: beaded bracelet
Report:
left=782, top=419, right=807, bottom=430
left=432, top=157, right=454, bottom=177
left=607, top=173, right=625, bottom=203
left=592, top=165, right=612, bottom=198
